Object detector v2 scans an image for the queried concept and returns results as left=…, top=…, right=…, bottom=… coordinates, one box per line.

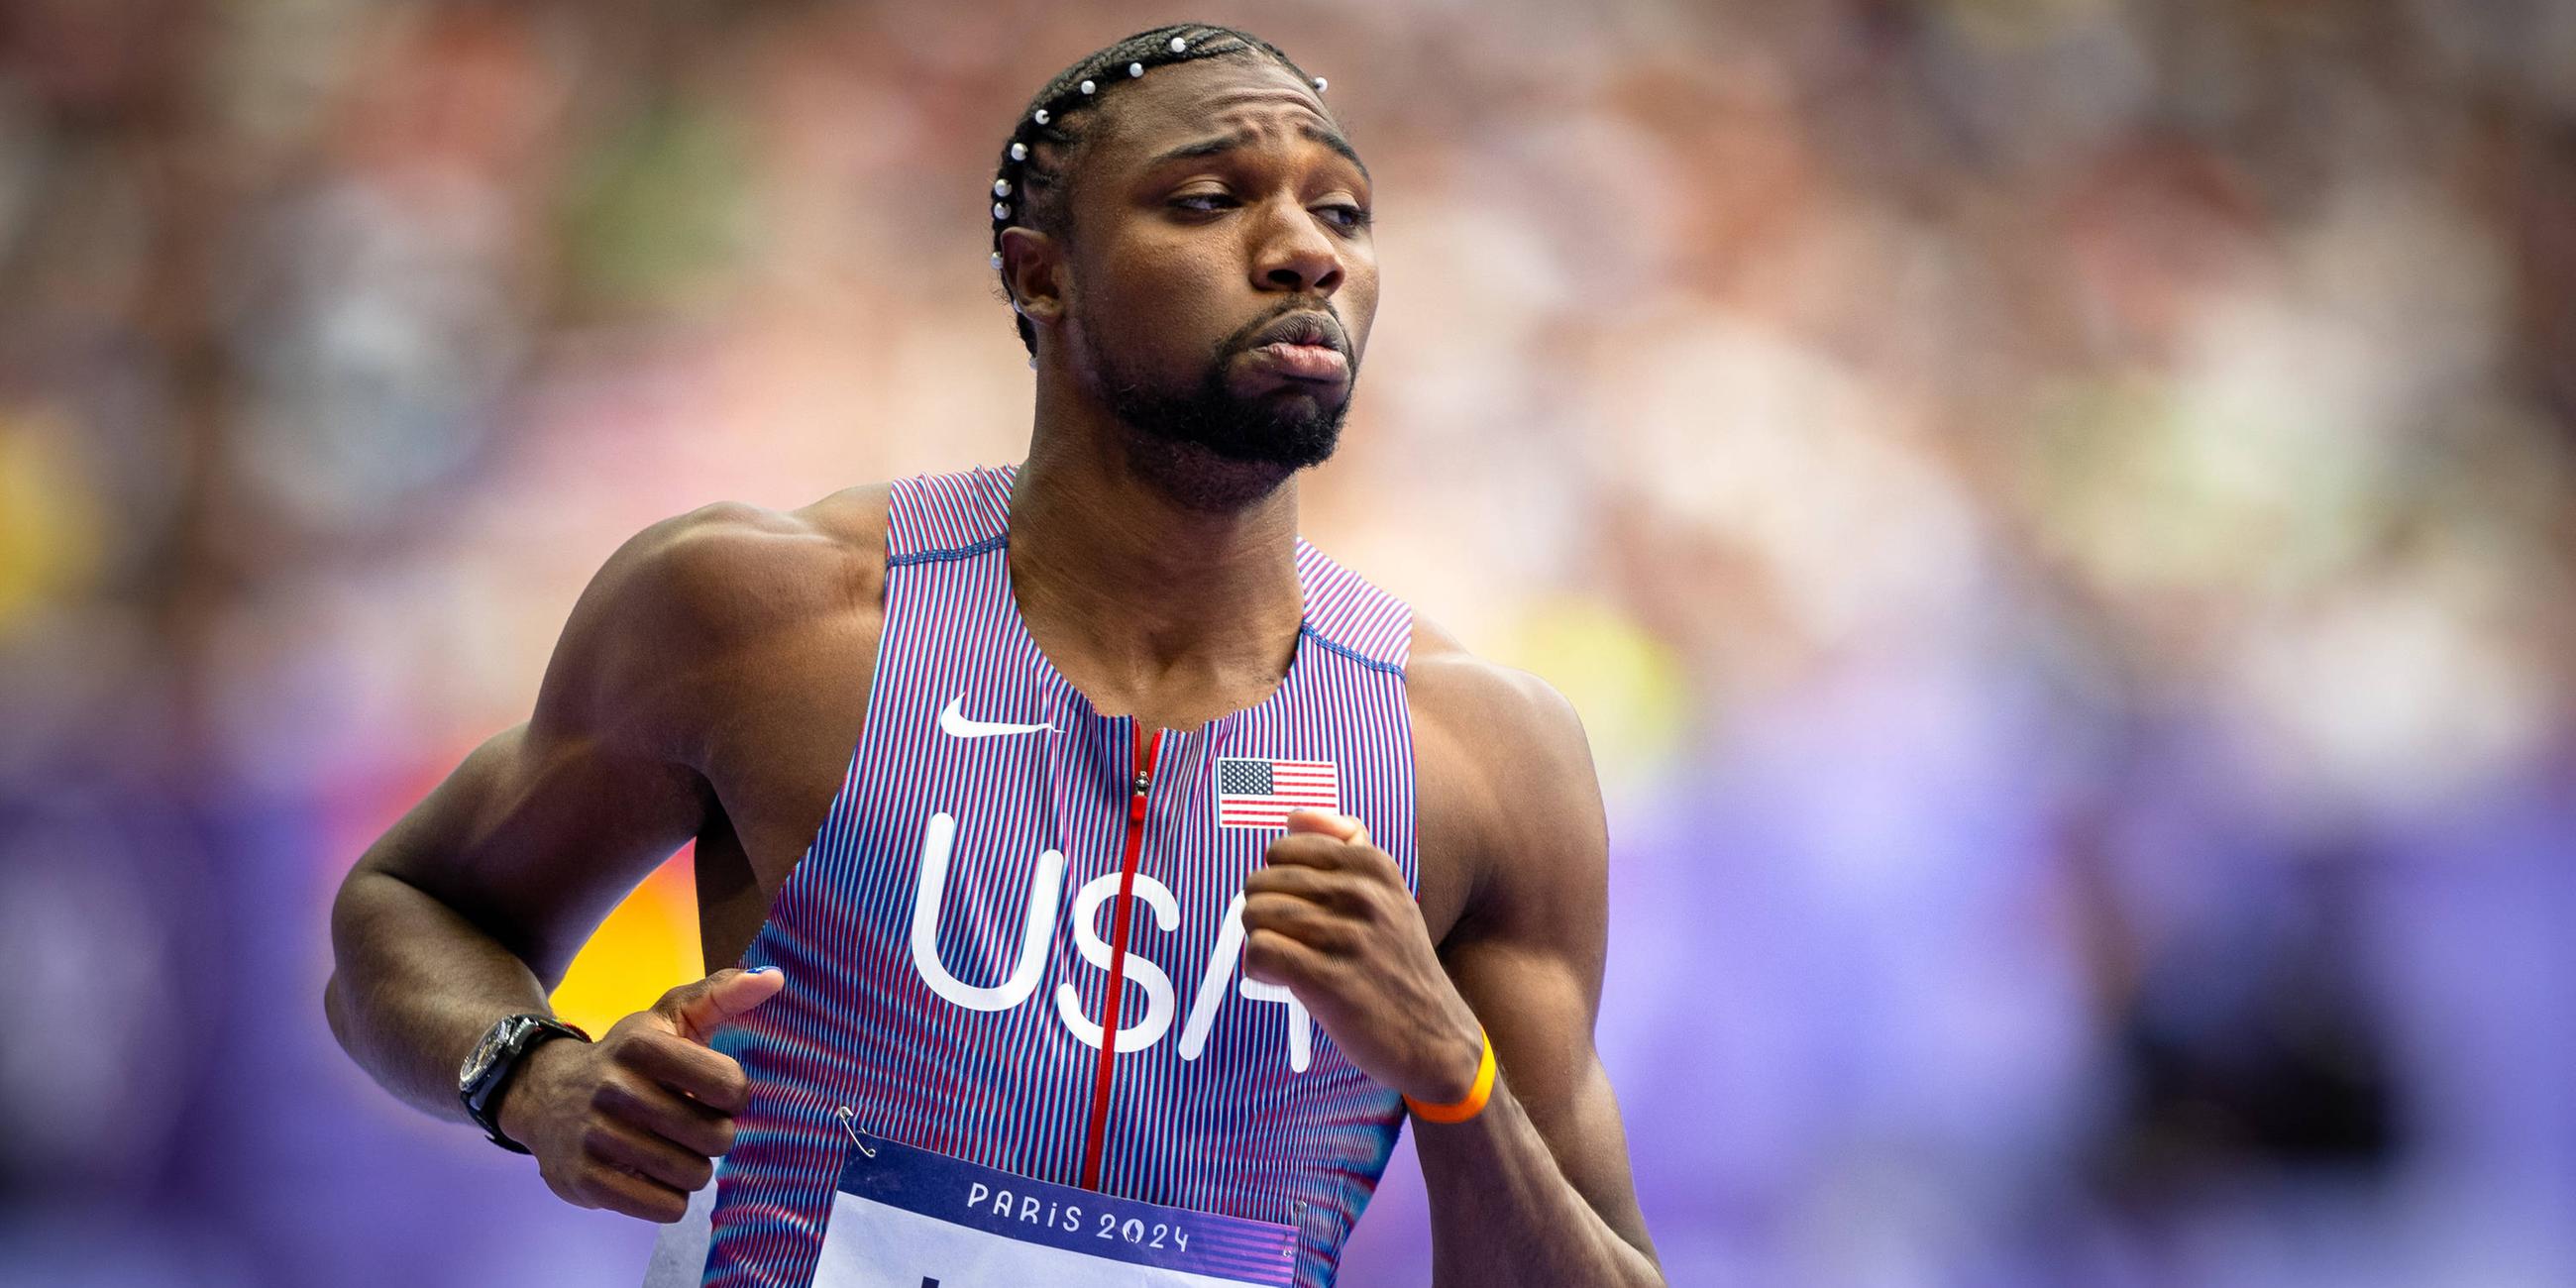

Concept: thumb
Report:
left=1283, top=809, right=1368, bottom=847
left=661, top=965, right=787, bottom=1045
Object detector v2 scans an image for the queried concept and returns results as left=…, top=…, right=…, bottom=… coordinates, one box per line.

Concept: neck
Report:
left=1008, top=395, right=1305, bottom=723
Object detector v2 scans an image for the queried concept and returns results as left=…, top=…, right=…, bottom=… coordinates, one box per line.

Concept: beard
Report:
left=1077, top=302, right=1354, bottom=511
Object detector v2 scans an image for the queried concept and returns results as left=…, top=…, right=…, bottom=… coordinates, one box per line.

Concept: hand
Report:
left=496, top=966, right=786, bottom=1222
left=1245, top=810, right=1484, bottom=1106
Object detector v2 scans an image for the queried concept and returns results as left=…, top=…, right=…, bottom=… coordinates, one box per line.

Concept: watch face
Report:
left=460, top=1016, right=526, bottom=1089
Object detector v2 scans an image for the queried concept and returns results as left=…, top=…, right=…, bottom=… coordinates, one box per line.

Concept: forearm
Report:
left=1414, top=1074, right=1665, bottom=1288
left=324, top=867, right=556, bottom=1124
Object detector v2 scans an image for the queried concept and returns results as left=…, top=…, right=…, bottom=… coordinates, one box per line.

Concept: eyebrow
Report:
left=1145, top=121, right=1371, bottom=184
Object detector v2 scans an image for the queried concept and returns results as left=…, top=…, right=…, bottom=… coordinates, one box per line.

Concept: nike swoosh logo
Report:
left=939, top=694, right=1052, bottom=739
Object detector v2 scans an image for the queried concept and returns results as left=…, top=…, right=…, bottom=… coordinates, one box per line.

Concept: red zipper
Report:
left=1079, top=721, right=1162, bottom=1191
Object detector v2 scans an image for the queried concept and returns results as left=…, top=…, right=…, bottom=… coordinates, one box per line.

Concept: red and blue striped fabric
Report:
left=692, top=462, right=1418, bottom=1287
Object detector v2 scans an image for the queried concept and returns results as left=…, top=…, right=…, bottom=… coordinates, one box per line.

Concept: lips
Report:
left=1239, top=311, right=1350, bottom=383
left=1248, top=311, right=1343, bottom=353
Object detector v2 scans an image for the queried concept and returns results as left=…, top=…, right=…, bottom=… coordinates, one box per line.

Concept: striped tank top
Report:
left=690, top=462, right=1418, bottom=1286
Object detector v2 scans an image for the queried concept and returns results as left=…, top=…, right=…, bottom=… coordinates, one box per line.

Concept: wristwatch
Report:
left=458, top=1013, right=590, bottom=1153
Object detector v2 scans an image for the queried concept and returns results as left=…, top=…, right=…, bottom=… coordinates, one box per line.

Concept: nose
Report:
left=1249, top=198, right=1343, bottom=297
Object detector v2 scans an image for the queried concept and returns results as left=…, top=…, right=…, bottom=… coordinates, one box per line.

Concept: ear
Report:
left=998, top=226, right=1068, bottom=329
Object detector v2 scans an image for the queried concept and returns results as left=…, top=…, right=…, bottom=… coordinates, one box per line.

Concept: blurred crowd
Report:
left=0, top=0, right=2569, bottom=1285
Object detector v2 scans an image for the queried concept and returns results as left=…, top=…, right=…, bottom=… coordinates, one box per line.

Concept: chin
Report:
left=1082, top=325, right=1353, bottom=500
left=1122, top=433, right=1312, bottom=513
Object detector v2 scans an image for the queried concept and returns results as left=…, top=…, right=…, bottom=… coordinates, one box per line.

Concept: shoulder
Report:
left=1406, top=612, right=1595, bottom=798
left=533, top=483, right=895, bottom=762
left=1405, top=613, right=1607, bottom=937
left=630, top=483, right=895, bottom=639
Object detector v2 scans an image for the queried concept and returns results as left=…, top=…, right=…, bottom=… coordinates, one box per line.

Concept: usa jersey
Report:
left=688, top=462, right=1419, bottom=1286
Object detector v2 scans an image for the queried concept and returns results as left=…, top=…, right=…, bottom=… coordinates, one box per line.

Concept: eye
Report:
left=1171, top=192, right=1237, bottom=213
left=1319, top=203, right=1372, bottom=231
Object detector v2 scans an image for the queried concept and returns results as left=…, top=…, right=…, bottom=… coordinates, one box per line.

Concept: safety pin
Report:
left=835, top=1106, right=878, bottom=1158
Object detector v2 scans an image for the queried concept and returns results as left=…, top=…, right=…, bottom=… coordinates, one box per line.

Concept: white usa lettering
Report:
left=907, top=811, right=1311, bottom=1069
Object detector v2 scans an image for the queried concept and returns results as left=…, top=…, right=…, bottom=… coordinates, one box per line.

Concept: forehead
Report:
left=1091, top=55, right=1356, bottom=174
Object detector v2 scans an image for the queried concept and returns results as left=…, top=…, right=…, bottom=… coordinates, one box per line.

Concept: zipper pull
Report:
left=1133, top=731, right=1164, bottom=818
left=1128, top=727, right=1160, bottom=822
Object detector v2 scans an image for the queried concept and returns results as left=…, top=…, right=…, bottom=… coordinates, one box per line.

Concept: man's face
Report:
left=1057, top=56, right=1377, bottom=476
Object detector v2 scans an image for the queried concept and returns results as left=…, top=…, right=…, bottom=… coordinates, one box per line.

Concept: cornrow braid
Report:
left=988, top=23, right=1326, bottom=360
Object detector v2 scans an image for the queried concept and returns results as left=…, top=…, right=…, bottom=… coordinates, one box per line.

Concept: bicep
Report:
left=1438, top=670, right=1658, bottom=1256
left=350, top=507, right=748, bottom=987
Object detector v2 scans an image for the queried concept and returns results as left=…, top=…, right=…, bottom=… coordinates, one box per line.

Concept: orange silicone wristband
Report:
left=1404, top=1025, right=1496, bottom=1124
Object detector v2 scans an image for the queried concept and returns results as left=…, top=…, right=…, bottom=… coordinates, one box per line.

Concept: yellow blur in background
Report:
left=549, top=851, right=703, bottom=1038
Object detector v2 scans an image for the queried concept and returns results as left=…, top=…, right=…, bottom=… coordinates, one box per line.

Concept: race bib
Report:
left=645, top=1120, right=1298, bottom=1287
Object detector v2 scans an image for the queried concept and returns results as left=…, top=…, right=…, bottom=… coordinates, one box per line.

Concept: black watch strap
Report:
left=459, top=1014, right=590, bottom=1154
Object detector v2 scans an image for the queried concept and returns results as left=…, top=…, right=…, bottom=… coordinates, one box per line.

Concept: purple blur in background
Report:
left=0, top=1, right=2570, bottom=1285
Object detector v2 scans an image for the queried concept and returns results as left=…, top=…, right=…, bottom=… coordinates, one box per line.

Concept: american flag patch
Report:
left=1214, top=757, right=1341, bottom=829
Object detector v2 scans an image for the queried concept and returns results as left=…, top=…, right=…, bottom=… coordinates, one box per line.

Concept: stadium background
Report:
left=0, top=0, right=2571, bottom=1284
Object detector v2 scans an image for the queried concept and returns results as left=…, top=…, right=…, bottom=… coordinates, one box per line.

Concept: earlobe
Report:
left=998, top=226, right=1067, bottom=326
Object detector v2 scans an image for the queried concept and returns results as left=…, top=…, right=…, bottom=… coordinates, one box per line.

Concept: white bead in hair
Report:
left=1168, top=36, right=1187, bottom=54
left=1027, top=355, right=1037, bottom=370
left=993, top=178, right=1011, bottom=196
left=1033, top=108, right=1049, bottom=125
left=1010, top=142, right=1027, bottom=161
left=1313, top=76, right=1328, bottom=93
left=1079, top=79, right=1096, bottom=95
left=993, top=201, right=1010, bottom=219
left=990, top=251, right=1003, bottom=269
left=1128, top=61, right=1143, bottom=77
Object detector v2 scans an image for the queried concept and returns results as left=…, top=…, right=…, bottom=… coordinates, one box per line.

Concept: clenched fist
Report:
left=497, top=966, right=786, bottom=1222
left=1245, top=810, right=1485, bottom=1108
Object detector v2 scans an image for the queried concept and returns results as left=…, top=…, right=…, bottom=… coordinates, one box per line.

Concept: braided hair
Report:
left=988, top=24, right=1327, bottom=359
